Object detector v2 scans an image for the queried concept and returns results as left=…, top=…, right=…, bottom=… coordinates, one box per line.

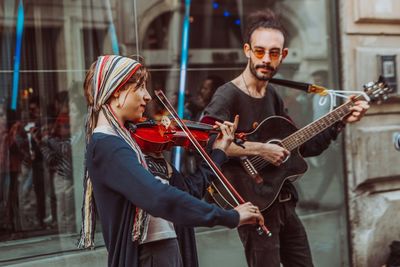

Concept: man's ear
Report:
left=281, top=48, right=289, bottom=61
left=243, top=43, right=251, bottom=59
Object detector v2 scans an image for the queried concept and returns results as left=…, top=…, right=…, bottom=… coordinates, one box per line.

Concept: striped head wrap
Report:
left=78, top=55, right=150, bottom=248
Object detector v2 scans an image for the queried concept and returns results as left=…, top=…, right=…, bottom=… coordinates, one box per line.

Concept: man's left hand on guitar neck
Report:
left=343, top=97, right=370, bottom=123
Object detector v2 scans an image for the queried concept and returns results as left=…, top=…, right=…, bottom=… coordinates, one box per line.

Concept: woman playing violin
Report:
left=78, top=55, right=264, bottom=267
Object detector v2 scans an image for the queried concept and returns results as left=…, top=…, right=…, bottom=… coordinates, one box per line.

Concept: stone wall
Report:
left=340, top=0, right=400, bottom=266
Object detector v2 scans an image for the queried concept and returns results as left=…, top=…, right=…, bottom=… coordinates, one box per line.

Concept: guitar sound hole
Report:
left=266, top=139, right=290, bottom=163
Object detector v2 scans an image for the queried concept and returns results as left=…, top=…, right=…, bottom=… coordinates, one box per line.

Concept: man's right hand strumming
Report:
left=258, top=143, right=290, bottom=166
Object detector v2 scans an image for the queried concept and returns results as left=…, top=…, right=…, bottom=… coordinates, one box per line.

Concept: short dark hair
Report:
left=243, top=9, right=287, bottom=47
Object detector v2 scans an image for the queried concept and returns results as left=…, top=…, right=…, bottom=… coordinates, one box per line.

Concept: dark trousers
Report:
left=238, top=199, right=313, bottom=267
left=139, top=238, right=183, bottom=267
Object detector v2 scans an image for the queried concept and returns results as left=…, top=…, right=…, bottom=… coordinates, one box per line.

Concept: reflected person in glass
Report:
left=39, top=91, right=77, bottom=233
left=202, top=9, right=370, bottom=267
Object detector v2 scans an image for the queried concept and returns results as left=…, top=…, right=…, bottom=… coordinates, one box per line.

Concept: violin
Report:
left=127, top=116, right=246, bottom=153
left=149, top=89, right=271, bottom=237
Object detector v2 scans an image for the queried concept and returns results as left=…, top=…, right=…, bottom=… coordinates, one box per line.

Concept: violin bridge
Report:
left=160, top=116, right=172, bottom=129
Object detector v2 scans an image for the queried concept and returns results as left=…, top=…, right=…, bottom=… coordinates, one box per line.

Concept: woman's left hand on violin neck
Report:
left=212, top=115, right=239, bottom=152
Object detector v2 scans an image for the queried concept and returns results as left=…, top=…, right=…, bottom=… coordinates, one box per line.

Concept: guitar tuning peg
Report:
left=363, top=82, right=375, bottom=89
left=372, top=94, right=380, bottom=101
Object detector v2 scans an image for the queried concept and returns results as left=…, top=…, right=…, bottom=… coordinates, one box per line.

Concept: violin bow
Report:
left=154, top=90, right=271, bottom=237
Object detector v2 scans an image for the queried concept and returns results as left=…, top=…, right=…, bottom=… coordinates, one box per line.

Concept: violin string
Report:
left=155, top=91, right=241, bottom=206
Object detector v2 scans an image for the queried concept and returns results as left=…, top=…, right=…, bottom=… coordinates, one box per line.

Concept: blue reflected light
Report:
left=213, top=2, right=219, bottom=9
left=104, top=0, right=119, bottom=55
left=109, top=24, right=120, bottom=54
left=223, top=10, right=230, bottom=17
left=11, top=0, right=24, bottom=110
left=173, top=0, right=191, bottom=169
left=235, top=19, right=241, bottom=25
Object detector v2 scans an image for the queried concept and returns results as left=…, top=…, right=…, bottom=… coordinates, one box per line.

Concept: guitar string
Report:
left=249, top=130, right=310, bottom=169
left=245, top=81, right=385, bottom=173
left=249, top=156, right=269, bottom=170
left=250, top=118, right=344, bottom=170
left=248, top=102, right=353, bottom=171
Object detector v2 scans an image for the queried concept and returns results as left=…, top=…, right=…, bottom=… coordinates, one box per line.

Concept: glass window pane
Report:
left=0, top=0, right=348, bottom=266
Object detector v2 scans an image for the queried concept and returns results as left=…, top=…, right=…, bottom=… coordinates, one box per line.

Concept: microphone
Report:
left=394, top=132, right=400, bottom=151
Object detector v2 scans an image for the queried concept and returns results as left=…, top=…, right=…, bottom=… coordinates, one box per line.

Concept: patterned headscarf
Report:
left=78, top=55, right=150, bottom=248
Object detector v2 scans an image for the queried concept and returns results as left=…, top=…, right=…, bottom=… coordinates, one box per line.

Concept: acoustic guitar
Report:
left=207, top=78, right=393, bottom=211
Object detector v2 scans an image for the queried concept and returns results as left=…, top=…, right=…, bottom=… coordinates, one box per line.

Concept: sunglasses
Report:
left=249, top=45, right=282, bottom=60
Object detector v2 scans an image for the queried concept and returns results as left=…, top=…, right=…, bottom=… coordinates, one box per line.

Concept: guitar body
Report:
left=208, top=116, right=308, bottom=211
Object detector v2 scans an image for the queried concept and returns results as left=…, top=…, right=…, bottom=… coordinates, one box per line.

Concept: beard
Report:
left=249, top=57, right=278, bottom=81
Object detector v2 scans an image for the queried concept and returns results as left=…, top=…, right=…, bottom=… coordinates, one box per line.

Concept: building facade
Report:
left=340, top=0, right=400, bottom=266
left=0, top=0, right=398, bottom=266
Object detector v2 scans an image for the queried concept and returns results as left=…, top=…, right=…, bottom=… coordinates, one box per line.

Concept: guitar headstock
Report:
left=363, top=76, right=394, bottom=103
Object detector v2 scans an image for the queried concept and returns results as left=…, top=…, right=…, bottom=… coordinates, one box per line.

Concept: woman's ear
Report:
left=113, top=90, right=121, bottom=98
left=112, top=91, right=122, bottom=108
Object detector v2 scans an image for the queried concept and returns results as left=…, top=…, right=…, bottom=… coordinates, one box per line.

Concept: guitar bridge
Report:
left=240, top=157, right=263, bottom=184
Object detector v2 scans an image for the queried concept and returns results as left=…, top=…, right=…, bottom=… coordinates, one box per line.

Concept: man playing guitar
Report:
left=201, top=8, right=369, bottom=267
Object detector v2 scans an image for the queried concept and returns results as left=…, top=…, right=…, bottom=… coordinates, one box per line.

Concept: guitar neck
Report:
left=282, top=99, right=357, bottom=151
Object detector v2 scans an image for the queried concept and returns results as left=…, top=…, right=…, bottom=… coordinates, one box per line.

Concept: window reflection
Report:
left=0, top=0, right=103, bottom=261
left=143, top=12, right=173, bottom=50
left=189, top=1, right=241, bottom=49
left=0, top=0, right=347, bottom=265
left=0, top=83, right=85, bottom=234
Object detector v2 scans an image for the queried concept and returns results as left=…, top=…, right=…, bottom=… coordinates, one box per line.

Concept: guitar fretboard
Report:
left=282, top=101, right=353, bottom=151
left=247, top=78, right=390, bottom=174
